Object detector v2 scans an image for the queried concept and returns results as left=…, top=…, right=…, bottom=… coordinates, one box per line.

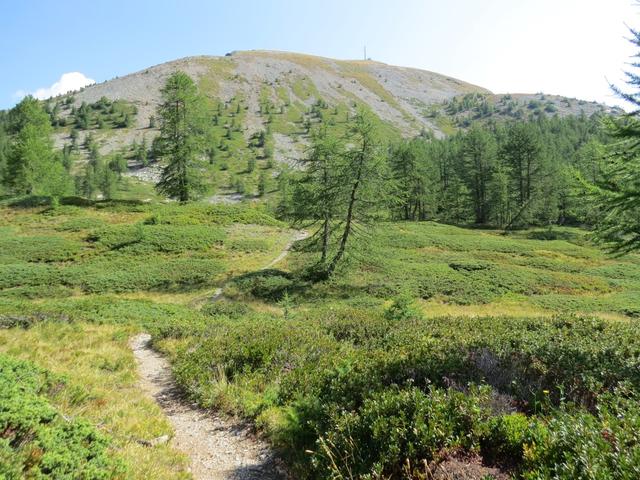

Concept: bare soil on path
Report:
left=129, top=230, right=309, bottom=479
left=130, top=333, right=285, bottom=480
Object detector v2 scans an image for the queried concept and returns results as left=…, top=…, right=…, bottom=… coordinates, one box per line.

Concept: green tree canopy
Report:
left=591, top=28, right=640, bottom=254
left=3, top=96, right=72, bottom=197
left=155, top=71, right=207, bottom=201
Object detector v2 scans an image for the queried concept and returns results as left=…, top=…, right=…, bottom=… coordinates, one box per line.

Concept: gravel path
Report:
left=130, top=333, right=284, bottom=480
left=262, top=230, right=308, bottom=269
left=130, top=230, right=309, bottom=479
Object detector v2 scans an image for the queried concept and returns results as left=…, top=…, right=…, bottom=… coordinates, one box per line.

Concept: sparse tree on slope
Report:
left=155, top=71, right=206, bottom=201
left=3, top=96, right=72, bottom=198
left=325, top=110, right=391, bottom=276
left=292, top=126, right=345, bottom=264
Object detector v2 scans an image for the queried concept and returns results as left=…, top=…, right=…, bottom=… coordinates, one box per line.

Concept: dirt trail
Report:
left=190, top=229, right=308, bottom=307
left=130, top=334, right=283, bottom=480
left=262, top=230, right=308, bottom=270
left=130, top=229, right=308, bottom=479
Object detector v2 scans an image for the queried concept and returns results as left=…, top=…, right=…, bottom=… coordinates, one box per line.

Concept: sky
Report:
left=1, top=0, right=638, bottom=110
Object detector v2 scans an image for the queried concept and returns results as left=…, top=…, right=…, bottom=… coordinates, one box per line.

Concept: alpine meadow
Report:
left=2, top=2, right=640, bottom=479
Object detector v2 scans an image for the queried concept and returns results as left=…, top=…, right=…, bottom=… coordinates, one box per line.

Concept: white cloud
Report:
left=15, top=72, right=95, bottom=101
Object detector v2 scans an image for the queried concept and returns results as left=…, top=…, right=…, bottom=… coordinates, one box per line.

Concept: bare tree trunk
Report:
left=326, top=157, right=363, bottom=276
left=321, top=214, right=329, bottom=263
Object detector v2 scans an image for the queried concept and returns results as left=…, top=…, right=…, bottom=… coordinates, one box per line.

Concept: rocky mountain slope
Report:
left=45, top=50, right=620, bottom=190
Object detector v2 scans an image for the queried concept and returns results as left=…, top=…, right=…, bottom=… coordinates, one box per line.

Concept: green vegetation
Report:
left=155, top=72, right=208, bottom=201
left=0, top=354, right=125, bottom=478
left=385, top=114, right=608, bottom=228
left=291, top=112, right=391, bottom=275
left=591, top=28, right=640, bottom=254
left=61, top=97, right=137, bottom=130
left=0, top=322, right=191, bottom=479
left=0, top=178, right=639, bottom=479
left=156, top=295, right=640, bottom=478
left=1, top=44, right=640, bottom=480
left=2, top=97, right=73, bottom=198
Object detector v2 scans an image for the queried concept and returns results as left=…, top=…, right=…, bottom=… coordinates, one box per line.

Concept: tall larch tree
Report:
left=461, top=126, right=496, bottom=224
left=155, top=71, right=206, bottom=201
left=292, top=126, right=344, bottom=264
left=326, top=110, right=391, bottom=276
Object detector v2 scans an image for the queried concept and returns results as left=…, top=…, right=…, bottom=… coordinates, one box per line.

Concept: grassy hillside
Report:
left=29, top=51, right=619, bottom=211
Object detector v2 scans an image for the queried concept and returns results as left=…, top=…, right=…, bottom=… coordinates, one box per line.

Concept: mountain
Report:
left=46, top=50, right=620, bottom=173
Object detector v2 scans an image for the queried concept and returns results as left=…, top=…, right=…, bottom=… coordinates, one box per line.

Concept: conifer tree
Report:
left=155, top=71, right=206, bottom=201
left=461, top=126, right=496, bottom=224
left=292, top=126, right=344, bottom=263
left=592, top=28, right=640, bottom=253
left=258, top=171, right=267, bottom=197
left=326, top=111, right=391, bottom=276
left=4, top=96, right=72, bottom=198
left=500, top=122, right=543, bottom=227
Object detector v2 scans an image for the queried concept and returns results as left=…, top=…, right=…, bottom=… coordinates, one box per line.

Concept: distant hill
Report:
left=41, top=50, right=620, bottom=172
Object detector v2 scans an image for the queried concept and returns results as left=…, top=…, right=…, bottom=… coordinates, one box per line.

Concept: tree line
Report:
left=1, top=67, right=639, bottom=274
left=384, top=113, right=608, bottom=229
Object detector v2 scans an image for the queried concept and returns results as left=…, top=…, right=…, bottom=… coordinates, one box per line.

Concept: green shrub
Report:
left=232, top=270, right=300, bottom=301
left=0, top=236, right=83, bottom=262
left=88, top=224, right=225, bottom=253
left=55, top=216, right=106, bottom=232
left=384, top=292, right=423, bottom=322
left=228, top=237, right=271, bottom=252
left=142, top=203, right=283, bottom=227
left=0, top=354, right=125, bottom=478
left=313, top=387, right=488, bottom=478
left=67, top=256, right=225, bottom=293
left=201, top=300, right=251, bottom=319
left=0, top=263, right=62, bottom=289
left=0, top=285, right=73, bottom=299
left=481, top=413, right=537, bottom=465
left=521, top=393, right=640, bottom=479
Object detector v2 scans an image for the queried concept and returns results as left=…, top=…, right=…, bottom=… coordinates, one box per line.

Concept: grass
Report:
left=197, top=57, right=236, bottom=98
left=0, top=321, right=190, bottom=479
left=279, top=222, right=640, bottom=316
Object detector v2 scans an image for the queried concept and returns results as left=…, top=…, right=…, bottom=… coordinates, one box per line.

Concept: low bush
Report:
left=313, top=386, right=490, bottom=478
left=521, top=393, right=640, bottom=478
left=87, top=224, right=225, bottom=253
left=143, top=203, right=283, bottom=227
left=0, top=236, right=83, bottom=263
left=0, top=354, right=125, bottom=478
left=481, top=413, right=537, bottom=465
left=228, top=237, right=271, bottom=252
left=163, top=306, right=640, bottom=478
left=0, top=263, right=62, bottom=289
left=201, top=300, right=251, bottom=319
left=232, top=269, right=301, bottom=301
left=67, top=256, right=225, bottom=293
left=55, top=216, right=106, bottom=232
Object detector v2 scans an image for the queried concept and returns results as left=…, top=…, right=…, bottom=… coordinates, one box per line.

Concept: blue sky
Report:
left=1, top=0, right=638, bottom=109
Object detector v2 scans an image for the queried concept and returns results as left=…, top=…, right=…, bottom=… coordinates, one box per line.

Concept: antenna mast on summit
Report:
left=364, top=46, right=367, bottom=60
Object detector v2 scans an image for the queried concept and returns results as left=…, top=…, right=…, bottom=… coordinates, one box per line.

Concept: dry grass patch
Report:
left=0, top=322, right=191, bottom=479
